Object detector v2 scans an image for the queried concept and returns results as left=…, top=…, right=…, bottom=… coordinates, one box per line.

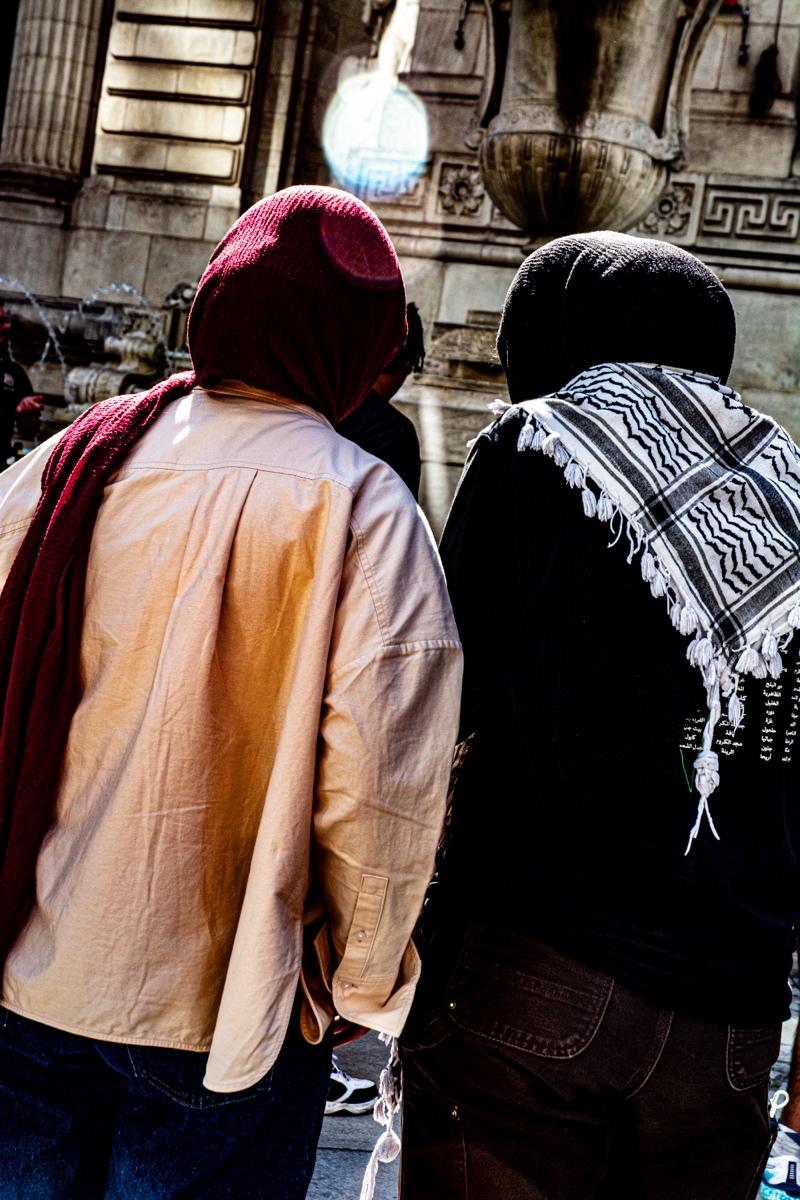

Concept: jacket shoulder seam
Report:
left=115, top=461, right=357, bottom=493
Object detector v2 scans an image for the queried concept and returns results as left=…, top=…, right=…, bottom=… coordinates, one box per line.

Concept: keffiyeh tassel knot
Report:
left=649, top=568, right=669, bottom=600
left=671, top=601, right=699, bottom=635
left=516, top=421, right=536, bottom=452
left=687, top=634, right=714, bottom=670
left=517, top=419, right=548, bottom=453
left=582, top=487, right=597, bottom=518
left=564, top=461, right=585, bottom=489
left=789, top=601, right=800, bottom=629
left=688, top=747, right=722, bottom=853
left=735, top=645, right=762, bottom=675
left=728, top=692, right=744, bottom=730
left=686, top=680, right=723, bottom=853
left=694, top=748, right=720, bottom=798
left=542, top=432, right=570, bottom=467
left=597, top=490, right=616, bottom=523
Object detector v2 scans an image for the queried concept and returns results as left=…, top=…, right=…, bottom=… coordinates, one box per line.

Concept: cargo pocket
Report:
left=444, top=923, right=613, bottom=1059
left=726, top=1022, right=782, bottom=1092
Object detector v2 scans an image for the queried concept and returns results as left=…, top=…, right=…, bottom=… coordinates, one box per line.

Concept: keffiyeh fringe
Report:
left=359, top=1033, right=401, bottom=1200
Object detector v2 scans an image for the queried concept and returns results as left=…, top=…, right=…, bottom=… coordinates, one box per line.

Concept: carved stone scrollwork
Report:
left=437, top=163, right=485, bottom=217
left=640, top=182, right=696, bottom=237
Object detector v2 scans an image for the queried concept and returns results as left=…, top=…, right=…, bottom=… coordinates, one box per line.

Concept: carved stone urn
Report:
left=478, top=0, right=722, bottom=234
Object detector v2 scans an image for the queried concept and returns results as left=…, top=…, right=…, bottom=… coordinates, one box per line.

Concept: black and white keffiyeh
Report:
left=508, top=360, right=800, bottom=850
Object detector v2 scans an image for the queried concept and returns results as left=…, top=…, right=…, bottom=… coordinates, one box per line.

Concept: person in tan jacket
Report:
left=0, top=186, right=462, bottom=1199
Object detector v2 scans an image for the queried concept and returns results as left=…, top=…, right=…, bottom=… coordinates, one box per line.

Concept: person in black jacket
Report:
left=336, top=301, right=423, bottom=499
left=399, top=232, right=800, bottom=1200
left=0, top=305, right=42, bottom=467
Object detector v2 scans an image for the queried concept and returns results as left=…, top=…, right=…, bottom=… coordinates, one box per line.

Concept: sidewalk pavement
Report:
left=309, top=1033, right=399, bottom=1200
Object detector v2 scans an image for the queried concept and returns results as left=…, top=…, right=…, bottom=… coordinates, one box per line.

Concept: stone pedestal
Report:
left=478, top=0, right=723, bottom=233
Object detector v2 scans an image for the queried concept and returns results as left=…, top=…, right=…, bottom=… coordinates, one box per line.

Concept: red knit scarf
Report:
left=0, top=186, right=405, bottom=965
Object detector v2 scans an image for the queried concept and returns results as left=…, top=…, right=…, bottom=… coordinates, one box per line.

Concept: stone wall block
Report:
left=718, top=22, right=800, bottom=94
left=105, top=192, right=127, bottom=229
left=130, top=196, right=207, bottom=238
left=745, top=0, right=800, bottom=24
left=233, top=31, right=258, bottom=66
left=93, top=131, right=168, bottom=173
left=118, top=0, right=190, bottom=16
left=164, top=143, right=237, bottom=178
left=105, top=61, right=177, bottom=94
left=105, top=61, right=250, bottom=102
left=203, top=203, right=237, bottom=242
left=143, top=234, right=214, bottom=301
left=411, top=5, right=486, bottom=77
left=62, top=228, right=151, bottom=297
left=108, top=23, right=137, bottom=60
left=127, top=24, right=246, bottom=66
left=693, top=22, right=725, bottom=90
left=69, top=175, right=113, bottom=228
left=188, top=0, right=256, bottom=20
left=0, top=214, right=66, bottom=293
left=101, top=97, right=245, bottom=143
left=689, top=116, right=795, bottom=177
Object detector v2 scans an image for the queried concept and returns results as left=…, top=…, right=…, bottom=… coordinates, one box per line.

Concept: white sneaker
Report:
left=761, top=1123, right=800, bottom=1197
left=324, top=1055, right=379, bottom=1116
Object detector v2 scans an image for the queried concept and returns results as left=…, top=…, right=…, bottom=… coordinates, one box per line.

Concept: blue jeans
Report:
left=0, top=1004, right=332, bottom=1199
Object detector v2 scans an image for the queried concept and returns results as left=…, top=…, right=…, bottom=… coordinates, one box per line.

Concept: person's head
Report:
left=187, top=185, right=406, bottom=423
left=497, top=231, right=736, bottom=402
left=371, top=301, right=426, bottom=403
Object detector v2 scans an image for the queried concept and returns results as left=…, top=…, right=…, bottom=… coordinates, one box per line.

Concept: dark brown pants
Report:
left=400, top=925, right=779, bottom=1200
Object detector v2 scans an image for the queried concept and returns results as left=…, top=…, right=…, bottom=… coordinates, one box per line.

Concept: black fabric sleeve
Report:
left=439, top=428, right=508, bottom=741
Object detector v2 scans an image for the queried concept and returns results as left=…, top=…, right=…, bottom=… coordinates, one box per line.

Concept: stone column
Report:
left=0, top=0, right=110, bottom=197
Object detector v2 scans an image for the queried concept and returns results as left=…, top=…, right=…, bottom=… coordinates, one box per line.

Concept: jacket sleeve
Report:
left=310, top=465, right=462, bottom=1035
left=439, top=429, right=506, bottom=741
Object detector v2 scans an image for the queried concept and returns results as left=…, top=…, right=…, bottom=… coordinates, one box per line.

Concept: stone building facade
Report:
left=1, top=0, right=799, bottom=530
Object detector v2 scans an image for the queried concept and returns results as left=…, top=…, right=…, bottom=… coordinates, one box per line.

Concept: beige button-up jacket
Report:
left=0, top=384, right=462, bottom=1092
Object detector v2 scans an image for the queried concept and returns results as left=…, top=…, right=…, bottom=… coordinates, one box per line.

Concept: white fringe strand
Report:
left=359, top=1035, right=401, bottom=1200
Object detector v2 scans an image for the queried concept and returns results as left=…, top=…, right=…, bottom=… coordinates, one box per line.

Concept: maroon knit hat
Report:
left=189, top=185, right=406, bottom=421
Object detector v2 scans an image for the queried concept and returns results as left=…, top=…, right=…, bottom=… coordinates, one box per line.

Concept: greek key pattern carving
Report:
left=701, top=189, right=800, bottom=241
